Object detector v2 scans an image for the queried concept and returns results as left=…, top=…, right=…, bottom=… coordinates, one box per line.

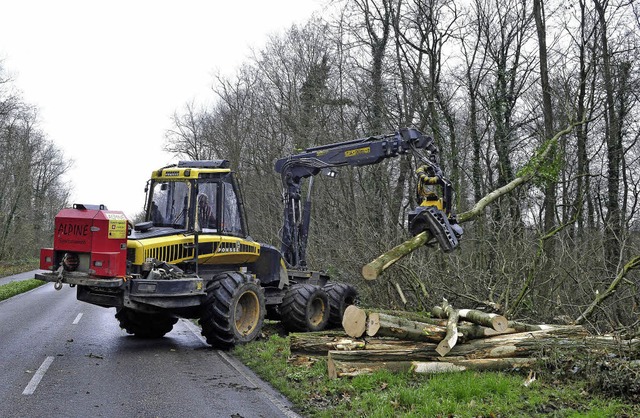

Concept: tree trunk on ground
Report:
left=290, top=323, right=577, bottom=356
left=364, top=311, right=447, bottom=342
left=290, top=333, right=437, bottom=355
left=328, top=326, right=590, bottom=363
left=328, top=353, right=536, bottom=378
left=289, top=331, right=366, bottom=354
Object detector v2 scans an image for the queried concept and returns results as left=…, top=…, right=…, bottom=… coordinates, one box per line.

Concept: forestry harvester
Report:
left=36, top=128, right=462, bottom=348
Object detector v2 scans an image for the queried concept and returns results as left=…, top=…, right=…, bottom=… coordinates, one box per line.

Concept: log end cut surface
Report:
left=342, top=305, right=367, bottom=338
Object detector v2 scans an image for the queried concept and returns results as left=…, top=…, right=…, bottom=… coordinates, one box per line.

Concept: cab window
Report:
left=149, top=181, right=191, bottom=227
left=222, top=180, right=244, bottom=236
left=196, top=182, right=219, bottom=232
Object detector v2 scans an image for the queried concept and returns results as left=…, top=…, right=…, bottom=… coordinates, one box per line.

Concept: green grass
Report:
left=0, top=259, right=43, bottom=301
left=233, top=326, right=639, bottom=417
left=0, top=279, right=46, bottom=302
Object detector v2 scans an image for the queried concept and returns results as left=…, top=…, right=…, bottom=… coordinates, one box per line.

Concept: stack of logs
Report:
left=288, top=302, right=638, bottom=379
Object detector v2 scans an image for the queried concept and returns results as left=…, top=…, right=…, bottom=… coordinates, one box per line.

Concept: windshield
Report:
left=148, top=181, right=191, bottom=228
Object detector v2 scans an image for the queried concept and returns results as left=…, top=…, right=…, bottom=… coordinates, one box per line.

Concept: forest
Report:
left=2, top=0, right=639, bottom=334
left=0, top=65, right=70, bottom=263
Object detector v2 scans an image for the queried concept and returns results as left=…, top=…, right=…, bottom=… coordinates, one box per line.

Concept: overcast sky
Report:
left=0, top=0, right=324, bottom=217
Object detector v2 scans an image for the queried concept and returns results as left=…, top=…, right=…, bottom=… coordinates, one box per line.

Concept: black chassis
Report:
left=35, top=270, right=206, bottom=315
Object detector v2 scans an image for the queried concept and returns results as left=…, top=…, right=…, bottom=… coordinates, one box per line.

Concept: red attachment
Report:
left=44, top=205, right=129, bottom=277
left=40, top=248, right=54, bottom=270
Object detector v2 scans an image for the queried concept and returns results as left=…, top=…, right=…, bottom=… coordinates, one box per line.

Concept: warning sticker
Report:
left=108, top=219, right=128, bottom=239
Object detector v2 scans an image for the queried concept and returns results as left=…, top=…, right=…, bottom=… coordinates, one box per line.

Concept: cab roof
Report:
left=152, top=160, right=231, bottom=180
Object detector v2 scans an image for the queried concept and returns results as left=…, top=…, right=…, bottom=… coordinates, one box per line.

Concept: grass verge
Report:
left=233, top=323, right=639, bottom=417
left=0, top=259, right=43, bottom=302
left=0, top=279, right=46, bottom=302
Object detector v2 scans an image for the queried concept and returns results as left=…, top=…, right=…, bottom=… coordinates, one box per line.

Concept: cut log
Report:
left=436, top=300, right=460, bottom=356
left=328, top=355, right=536, bottom=378
left=328, top=348, right=439, bottom=363
left=366, top=310, right=525, bottom=342
left=289, top=332, right=438, bottom=355
left=328, top=360, right=412, bottom=378
left=289, top=332, right=365, bottom=354
left=327, top=326, right=590, bottom=363
left=374, top=309, right=447, bottom=326
left=342, top=305, right=367, bottom=338
left=412, top=358, right=536, bottom=374
left=432, top=306, right=508, bottom=332
left=447, top=326, right=590, bottom=359
left=364, top=312, right=447, bottom=343
left=363, top=339, right=437, bottom=351
left=366, top=312, right=380, bottom=336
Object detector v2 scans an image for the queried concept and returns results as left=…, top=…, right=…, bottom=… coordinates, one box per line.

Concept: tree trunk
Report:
left=289, top=331, right=366, bottom=354
left=290, top=333, right=437, bottom=355
left=364, top=311, right=447, bottom=343
left=328, top=352, right=536, bottom=378
left=330, top=326, right=588, bottom=361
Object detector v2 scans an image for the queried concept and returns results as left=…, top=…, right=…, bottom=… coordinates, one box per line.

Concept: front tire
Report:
left=115, top=308, right=178, bottom=338
left=280, top=283, right=330, bottom=332
left=199, top=272, right=266, bottom=349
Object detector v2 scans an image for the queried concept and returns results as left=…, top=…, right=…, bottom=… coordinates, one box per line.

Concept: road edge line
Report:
left=180, top=319, right=302, bottom=418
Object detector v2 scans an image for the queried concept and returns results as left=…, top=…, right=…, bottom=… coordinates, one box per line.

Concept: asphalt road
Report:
left=0, top=279, right=301, bottom=418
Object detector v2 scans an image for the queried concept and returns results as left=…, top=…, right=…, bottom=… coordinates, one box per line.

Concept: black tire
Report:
left=323, top=282, right=358, bottom=328
left=199, top=272, right=266, bottom=349
left=280, top=283, right=330, bottom=332
left=115, top=308, right=178, bottom=338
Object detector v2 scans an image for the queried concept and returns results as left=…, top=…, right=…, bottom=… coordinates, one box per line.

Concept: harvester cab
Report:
left=140, top=159, right=246, bottom=238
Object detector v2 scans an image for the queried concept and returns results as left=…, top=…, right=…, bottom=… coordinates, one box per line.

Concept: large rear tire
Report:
left=280, top=283, right=330, bottom=332
left=199, top=272, right=265, bottom=349
left=323, top=282, right=358, bottom=327
left=115, top=308, right=178, bottom=338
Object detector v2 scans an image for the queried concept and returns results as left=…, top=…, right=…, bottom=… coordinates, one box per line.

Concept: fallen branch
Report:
left=436, top=300, right=460, bottom=356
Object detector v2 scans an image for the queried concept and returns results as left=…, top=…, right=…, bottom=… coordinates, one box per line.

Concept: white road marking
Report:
left=22, top=356, right=54, bottom=395
left=72, top=313, right=83, bottom=324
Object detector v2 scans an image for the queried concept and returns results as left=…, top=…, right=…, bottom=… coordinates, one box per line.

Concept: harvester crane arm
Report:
left=274, top=128, right=460, bottom=270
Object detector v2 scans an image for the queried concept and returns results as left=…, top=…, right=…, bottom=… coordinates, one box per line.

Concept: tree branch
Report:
left=362, top=122, right=581, bottom=280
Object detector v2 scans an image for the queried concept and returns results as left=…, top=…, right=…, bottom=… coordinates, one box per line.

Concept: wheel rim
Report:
left=309, top=297, right=326, bottom=327
left=235, top=290, right=260, bottom=336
